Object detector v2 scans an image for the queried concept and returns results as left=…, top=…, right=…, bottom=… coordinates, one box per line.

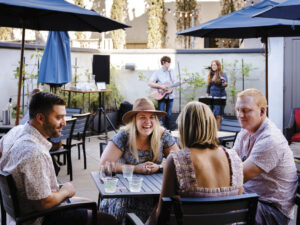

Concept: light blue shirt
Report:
left=150, top=67, right=178, bottom=99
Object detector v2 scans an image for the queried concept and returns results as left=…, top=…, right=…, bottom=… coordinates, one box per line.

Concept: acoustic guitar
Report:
left=151, top=78, right=193, bottom=100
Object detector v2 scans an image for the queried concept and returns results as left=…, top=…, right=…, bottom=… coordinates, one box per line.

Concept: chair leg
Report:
left=78, top=144, right=81, bottom=160
left=83, top=142, right=87, bottom=169
left=66, top=150, right=73, bottom=181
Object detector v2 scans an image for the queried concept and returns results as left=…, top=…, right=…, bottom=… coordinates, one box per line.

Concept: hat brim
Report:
left=122, top=110, right=167, bottom=124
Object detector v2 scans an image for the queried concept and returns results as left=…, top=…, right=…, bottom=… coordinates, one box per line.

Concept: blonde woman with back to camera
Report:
left=146, top=101, right=243, bottom=225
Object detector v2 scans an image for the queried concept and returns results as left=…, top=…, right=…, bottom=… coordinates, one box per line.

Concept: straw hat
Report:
left=122, top=98, right=167, bottom=124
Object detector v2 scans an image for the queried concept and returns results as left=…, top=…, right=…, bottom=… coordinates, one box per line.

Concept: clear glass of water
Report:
left=122, top=165, right=134, bottom=179
left=129, top=177, right=143, bottom=192
left=104, top=177, right=118, bottom=193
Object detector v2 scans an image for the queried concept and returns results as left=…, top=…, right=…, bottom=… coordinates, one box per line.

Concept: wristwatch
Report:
left=159, top=164, right=163, bottom=172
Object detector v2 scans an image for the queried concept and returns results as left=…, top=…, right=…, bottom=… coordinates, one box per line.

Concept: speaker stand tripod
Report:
left=97, top=107, right=117, bottom=142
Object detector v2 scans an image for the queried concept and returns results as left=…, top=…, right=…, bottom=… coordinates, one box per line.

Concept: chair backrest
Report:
left=294, top=109, right=300, bottom=132
left=66, top=107, right=82, bottom=117
left=0, top=171, right=20, bottom=221
left=50, top=118, right=76, bottom=146
left=72, top=113, right=91, bottom=136
left=99, top=142, right=107, bottom=157
left=220, top=119, right=241, bottom=133
left=158, top=193, right=258, bottom=225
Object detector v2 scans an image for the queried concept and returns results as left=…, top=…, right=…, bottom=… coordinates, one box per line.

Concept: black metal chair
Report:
left=99, top=142, right=107, bottom=158
left=220, top=118, right=241, bottom=147
left=71, top=113, right=91, bottom=169
left=127, top=193, right=258, bottom=225
left=0, top=170, right=97, bottom=225
left=50, top=118, right=76, bottom=181
left=66, top=107, right=82, bottom=117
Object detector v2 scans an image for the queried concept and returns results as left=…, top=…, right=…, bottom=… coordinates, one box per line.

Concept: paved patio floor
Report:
left=56, top=132, right=299, bottom=224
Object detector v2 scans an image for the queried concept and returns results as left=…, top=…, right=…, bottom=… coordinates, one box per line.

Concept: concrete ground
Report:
left=57, top=133, right=299, bottom=224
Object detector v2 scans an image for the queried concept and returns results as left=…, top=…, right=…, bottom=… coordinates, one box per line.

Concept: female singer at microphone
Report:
left=206, top=59, right=228, bottom=130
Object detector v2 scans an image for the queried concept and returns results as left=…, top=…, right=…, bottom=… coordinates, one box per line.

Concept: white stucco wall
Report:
left=0, top=45, right=265, bottom=121
left=268, top=37, right=284, bottom=130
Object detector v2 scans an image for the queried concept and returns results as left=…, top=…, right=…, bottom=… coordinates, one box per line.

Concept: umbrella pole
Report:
left=15, top=28, right=25, bottom=125
left=264, top=37, right=269, bottom=116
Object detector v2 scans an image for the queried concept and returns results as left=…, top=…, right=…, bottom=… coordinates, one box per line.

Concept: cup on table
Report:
left=129, top=177, right=143, bottom=192
left=122, top=165, right=134, bottom=180
left=103, top=177, right=118, bottom=193
left=105, top=161, right=113, bottom=177
left=99, top=165, right=106, bottom=180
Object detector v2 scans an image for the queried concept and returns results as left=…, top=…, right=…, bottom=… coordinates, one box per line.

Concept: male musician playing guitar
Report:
left=148, top=56, right=178, bottom=130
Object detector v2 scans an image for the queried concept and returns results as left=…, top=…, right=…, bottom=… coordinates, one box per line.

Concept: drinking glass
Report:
left=104, top=177, right=118, bottom=193
left=122, top=165, right=134, bottom=180
left=129, top=177, right=143, bottom=192
left=99, top=165, right=106, bottom=179
left=105, top=161, right=112, bottom=177
left=110, top=161, right=117, bottom=177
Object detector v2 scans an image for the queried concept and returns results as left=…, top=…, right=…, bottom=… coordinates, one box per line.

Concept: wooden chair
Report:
left=0, top=170, right=97, bottom=225
left=220, top=118, right=241, bottom=147
left=50, top=118, right=76, bottom=181
left=66, top=107, right=82, bottom=117
left=127, top=193, right=258, bottom=225
left=72, top=113, right=91, bottom=169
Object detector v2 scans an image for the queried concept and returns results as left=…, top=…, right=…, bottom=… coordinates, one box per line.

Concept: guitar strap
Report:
left=168, top=71, right=174, bottom=84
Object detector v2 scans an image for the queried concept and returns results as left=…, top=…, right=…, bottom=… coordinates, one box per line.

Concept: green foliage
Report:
left=59, top=65, right=124, bottom=112
left=105, top=65, right=124, bottom=110
left=223, top=59, right=257, bottom=115
left=147, top=0, right=167, bottom=48
left=13, top=49, right=43, bottom=86
left=180, top=67, right=206, bottom=102
left=111, top=0, right=127, bottom=49
left=176, top=0, right=198, bottom=48
left=216, top=0, right=244, bottom=48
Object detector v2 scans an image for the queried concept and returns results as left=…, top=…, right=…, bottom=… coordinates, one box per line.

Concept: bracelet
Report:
left=159, top=164, right=163, bottom=172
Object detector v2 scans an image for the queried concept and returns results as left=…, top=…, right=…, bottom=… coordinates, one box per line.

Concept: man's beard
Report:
left=43, top=118, right=62, bottom=138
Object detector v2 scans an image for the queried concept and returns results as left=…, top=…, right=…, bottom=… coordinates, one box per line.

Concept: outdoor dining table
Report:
left=171, top=130, right=236, bottom=140
left=90, top=171, right=163, bottom=204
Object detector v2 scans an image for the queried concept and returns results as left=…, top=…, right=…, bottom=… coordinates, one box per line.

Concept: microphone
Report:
left=204, top=66, right=211, bottom=70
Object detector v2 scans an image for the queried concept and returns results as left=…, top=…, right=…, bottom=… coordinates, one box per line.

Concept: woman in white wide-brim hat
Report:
left=99, top=97, right=179, bottom=223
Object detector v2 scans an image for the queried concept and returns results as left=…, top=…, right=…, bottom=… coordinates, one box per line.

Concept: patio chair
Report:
left=220, top=118, right=241, bottom=148
left=50, top=118, right=76, bottom=181
left=0, top=170, right=97, bottom=225
left=66, top=107, right=82, bottom=117
left=285, top=108, right=300, bottom=144
left=71, top=113, right=91, bottom=169
left=99, top=142, right=107, bottom=158
left=127, top=193, right=258, bottom=225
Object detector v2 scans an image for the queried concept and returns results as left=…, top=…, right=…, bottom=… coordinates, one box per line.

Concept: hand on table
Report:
left=135, top=162, right=159, bottom=174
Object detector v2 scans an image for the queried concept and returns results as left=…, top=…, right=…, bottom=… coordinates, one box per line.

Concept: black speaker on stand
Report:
left=93, top=55, right=110, bottom=84
left=92, top=55, right=111, bottom=140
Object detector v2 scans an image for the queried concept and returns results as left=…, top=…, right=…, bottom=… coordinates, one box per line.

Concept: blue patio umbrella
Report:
left=0, top=0, right=130, bottom=124
left=255, top=0, right=300, bottom=20
left=38, top=31, right=72, bottom=90
left=177, top=0, right=300, bottom=102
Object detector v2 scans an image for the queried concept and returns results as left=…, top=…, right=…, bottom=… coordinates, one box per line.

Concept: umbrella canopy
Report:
left=0, top=0, right=131, bottom=125
left=177, top=0, right=300, bottom=38
left=38, top=31, right=72, bottom=88
left=0, top=0, right=130, bottom=32
left=177, top=0, right=300, bottom=104
left=254, top=0, right=300, bottom=20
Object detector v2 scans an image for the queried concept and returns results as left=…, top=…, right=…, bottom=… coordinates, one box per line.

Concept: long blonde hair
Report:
left=177, top=101, right=219, bottom=149
left=121, top=115, right=162, bottom=162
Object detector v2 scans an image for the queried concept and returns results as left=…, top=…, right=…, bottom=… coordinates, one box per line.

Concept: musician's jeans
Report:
left=158, top=98, right=173, bottom=130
